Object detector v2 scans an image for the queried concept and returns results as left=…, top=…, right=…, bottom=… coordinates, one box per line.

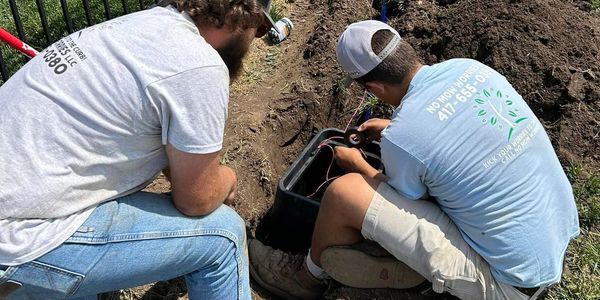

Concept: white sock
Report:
left=306, top=249, right=328, bottom=279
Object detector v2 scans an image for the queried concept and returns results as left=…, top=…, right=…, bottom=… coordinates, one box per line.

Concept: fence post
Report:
left=8, top=0, right=26, bottom=42
left=122, top=0, right=130, bottom=14
left=102, top=0, right=113, bottom=20
left=59, top=0, right=74, bottom=33
left=82, top=0, right=92, bottom=26
left=0, top=50, right=8, bottom=82
left=35, top=0, right=52, bottom=45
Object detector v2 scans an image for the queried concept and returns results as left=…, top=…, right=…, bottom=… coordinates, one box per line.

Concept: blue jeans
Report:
left=0, top=192, right=250, bottom=299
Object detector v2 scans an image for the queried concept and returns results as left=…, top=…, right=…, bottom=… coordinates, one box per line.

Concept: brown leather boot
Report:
left=321, top=241, right=426, bottom=289
left=249, top=239, right=327, bottom=300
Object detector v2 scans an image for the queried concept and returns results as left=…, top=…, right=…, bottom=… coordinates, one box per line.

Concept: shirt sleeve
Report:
left=380, top=136, right=428, bottom=200
left=145, top=65, right=229, bottom=154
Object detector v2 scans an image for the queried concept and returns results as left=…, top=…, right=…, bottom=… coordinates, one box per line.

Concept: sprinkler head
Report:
left=268, top=18, right=294, bottom=44
left=344, top=127, right=367, bottom=148
left=257, top=0, right=293, bottom=44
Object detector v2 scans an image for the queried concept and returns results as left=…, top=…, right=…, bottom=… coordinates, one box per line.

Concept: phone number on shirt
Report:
left=42, top=36, right=87, bottom=75
left=426, top=65, right=494, bottom=121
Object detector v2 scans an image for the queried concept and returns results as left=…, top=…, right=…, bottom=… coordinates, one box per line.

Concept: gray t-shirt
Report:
left=0, top=6, right=229, bottom=265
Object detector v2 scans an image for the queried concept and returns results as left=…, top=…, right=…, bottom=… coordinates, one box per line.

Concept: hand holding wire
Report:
left=357, top=118, right=391, bottom=142
left=333, top=146, right=370, bottom=174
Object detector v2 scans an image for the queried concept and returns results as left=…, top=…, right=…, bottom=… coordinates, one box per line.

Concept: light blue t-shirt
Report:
left=381, top=58, right=580, bottom=287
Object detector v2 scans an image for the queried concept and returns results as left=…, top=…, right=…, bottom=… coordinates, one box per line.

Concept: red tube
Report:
left=0, top=28, right=38, bottom=58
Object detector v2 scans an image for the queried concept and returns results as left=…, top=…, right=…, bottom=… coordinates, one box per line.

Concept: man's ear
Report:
left=364, top=81, right=385, bottom=95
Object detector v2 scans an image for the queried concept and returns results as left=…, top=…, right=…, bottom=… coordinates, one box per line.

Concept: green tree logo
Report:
left=473, top=88, right=527, bottom=141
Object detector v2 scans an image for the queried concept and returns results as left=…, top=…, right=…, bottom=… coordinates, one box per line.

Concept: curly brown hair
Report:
left=172, top=0, right=265, bottom=31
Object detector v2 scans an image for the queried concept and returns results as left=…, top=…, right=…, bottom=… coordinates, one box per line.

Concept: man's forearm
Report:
left=168, top=165, right=237, bottom=216
left=216, top=165, right=237, bottom=201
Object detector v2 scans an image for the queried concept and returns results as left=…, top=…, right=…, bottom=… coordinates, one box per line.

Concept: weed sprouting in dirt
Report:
left=236, top=46, right=280, bottom=89
left=593, top=0, right=600, bottom=11
left=359, top=93, right=394, bottom=120
left=268, top=0, right=286, bottom=21
left=331, top=76, right=351, bottom=113
left=264, top=46, right=280, bottom=70
left=258, top=154, right=274, bottom=196
left=219, top=151, right=230, bottom=165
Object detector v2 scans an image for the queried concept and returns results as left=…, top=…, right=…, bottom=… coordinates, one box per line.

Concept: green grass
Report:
left=236, top=46, right=280, bottom=88
left=360, top=92, right=394, bottom=118
left=0, top=0, right=156, bottom=85
left=268, top=0, right=285, bottom=22
left=545, top=164, right=600, bottom=299
left=593, top=0, right=600, bottom=11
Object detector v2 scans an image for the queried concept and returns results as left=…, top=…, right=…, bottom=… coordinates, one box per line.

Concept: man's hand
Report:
left=357, top=118, right=390, bottom=142
left=334, top=146, right=378, bottom=178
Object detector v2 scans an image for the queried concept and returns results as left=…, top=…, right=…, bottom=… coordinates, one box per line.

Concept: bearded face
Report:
left=215, top=29, right=255, bottom=82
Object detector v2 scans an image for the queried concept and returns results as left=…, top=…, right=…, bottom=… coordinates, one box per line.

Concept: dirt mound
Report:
left=391, top=0, right=600, bottom=170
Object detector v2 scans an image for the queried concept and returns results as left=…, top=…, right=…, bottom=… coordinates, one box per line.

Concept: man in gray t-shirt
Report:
left=0, top=0, right=278, bottom=298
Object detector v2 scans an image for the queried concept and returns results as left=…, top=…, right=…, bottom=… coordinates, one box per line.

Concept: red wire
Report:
left=307, top=144, right=336, bottom=198
left=307, top=92, right=369, bottom=199
left=344, top=90, right=368, bottom=132
left=317, top=136, right=343, bottom=149
left=307, top=176, right=340, bottom=199
left=323, top=144, right=336, bottom=181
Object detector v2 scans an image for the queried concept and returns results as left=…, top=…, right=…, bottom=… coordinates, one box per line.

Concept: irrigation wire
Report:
left=307, top=144, right=339, bottom=198
left=307, top=91, right=371, bottom=199
left=344, top=90, right=368, bottom=132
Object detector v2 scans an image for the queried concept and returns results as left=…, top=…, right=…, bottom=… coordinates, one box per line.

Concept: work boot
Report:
left=248, top=239, right=327, bottom=300
left=320, top=240, right=426, bottom=289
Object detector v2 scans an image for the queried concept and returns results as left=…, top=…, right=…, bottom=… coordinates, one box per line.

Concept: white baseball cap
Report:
left=336, top=20, right=402, bottom=79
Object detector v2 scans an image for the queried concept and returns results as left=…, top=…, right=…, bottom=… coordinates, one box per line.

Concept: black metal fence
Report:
left=0, top=0, right=161, bottom=83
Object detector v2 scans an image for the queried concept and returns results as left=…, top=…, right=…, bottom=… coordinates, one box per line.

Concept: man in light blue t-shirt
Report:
left=249, top=20, right=580, bottom=300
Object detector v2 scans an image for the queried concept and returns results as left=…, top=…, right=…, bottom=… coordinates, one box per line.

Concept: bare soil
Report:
left=392, top=0, right=600, bottom=170
left=137, top=0, right=600, bottom=299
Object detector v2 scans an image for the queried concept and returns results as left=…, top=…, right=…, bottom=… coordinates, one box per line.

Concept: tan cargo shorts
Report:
left=361, top=182, right=544, bottom=300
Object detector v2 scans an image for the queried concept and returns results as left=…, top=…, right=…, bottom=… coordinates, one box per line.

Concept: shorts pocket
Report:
left=431, top=253, right=488, bottom=300
left=4, top=261, right=84, bottom=298
left=432, top=273, right=483, bottom=299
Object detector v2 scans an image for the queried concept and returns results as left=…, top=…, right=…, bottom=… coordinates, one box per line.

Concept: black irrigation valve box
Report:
left=267, top=128, right=384, bottom=253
